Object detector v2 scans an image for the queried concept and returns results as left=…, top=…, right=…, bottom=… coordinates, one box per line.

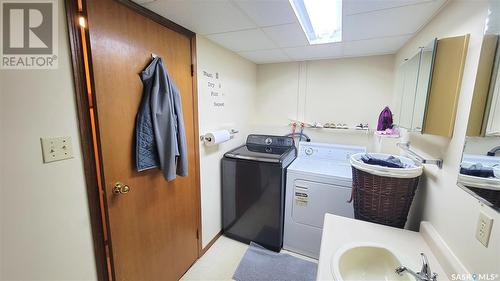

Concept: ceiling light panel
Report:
left=289, top=0, right=342, bottom=44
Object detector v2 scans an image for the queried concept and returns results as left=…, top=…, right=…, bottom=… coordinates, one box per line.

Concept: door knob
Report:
left=113, top=182, right=130, bottom=195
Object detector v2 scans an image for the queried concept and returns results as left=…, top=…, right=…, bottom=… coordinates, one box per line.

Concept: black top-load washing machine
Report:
left=222, top=134, right=296, bottom=252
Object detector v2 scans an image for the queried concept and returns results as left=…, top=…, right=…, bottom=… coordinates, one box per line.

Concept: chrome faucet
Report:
left=395, top=253, right=438, bottom=281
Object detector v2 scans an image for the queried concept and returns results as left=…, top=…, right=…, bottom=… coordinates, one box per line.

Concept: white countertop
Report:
left=317, top=214, right=449, bottom=281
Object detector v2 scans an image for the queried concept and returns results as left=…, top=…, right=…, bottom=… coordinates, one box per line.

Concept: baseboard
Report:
left=420, top=221, right=468, bottom=276
left=201, top=230, right=223, bottom=256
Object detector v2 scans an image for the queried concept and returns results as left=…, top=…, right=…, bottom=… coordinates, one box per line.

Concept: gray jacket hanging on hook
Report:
left=135, top=56, right=188, bottom=181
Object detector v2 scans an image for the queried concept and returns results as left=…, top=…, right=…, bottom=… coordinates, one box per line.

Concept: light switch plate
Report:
left=475, top=211, right=493, bottom=247
left=40, top=136, right=74, bottom=163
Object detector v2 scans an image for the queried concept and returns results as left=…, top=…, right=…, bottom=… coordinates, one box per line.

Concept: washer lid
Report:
left=225, top=144, right=294, bottom=163
left=288, top=158, right=353, bottom=180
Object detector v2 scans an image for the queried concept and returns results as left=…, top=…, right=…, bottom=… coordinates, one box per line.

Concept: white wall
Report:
left=396, top=0, right=500, bottom=274
left=196, top=35, right=257, bottom=247
left=195, top=40, right=397, bottom=248
left=253, top=56, right=395, bottom=151
left=0, top=1, right=97, bottom=280
left=464, top=136, right=500, bottom=154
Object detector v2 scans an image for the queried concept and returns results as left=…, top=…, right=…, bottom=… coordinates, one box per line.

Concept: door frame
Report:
left=64, top=1, right=202, bottom=280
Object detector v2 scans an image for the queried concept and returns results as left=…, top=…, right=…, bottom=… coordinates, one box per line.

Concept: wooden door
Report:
left=85, top=0, right=200, bottom=280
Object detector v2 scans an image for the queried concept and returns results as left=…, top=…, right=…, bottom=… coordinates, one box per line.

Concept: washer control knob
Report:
left=304, top=147, right=313, bottom=156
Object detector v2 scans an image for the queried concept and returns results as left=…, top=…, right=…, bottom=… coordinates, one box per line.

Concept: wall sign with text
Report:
left=203, top=70, right=225, bottom=108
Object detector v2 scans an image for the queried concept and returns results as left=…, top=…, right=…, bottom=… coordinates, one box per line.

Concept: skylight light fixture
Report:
left=289, top=0, right=342, bottom=45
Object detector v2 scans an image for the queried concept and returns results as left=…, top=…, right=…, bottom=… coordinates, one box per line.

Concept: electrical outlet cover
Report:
left=475, top=211, right=493, bottom=247
left=40, top=136, right=74, bottom=163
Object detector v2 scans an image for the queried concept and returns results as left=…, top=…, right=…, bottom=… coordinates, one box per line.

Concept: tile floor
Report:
left=181, top=236, right=317, bottom=281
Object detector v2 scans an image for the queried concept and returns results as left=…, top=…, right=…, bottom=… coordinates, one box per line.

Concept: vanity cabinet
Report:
left=423, top=34, right=470, bottom=137
left=396, top=55, right=421, bottom=129
left=486, top=72, right=500, bottom=136
left=466, top=32, right=500, bottom=137
left=395, top=35, right=470, bottom=137
left=467, top=34, right=498, bottom=137
left=395, top=39, right=437, bottom=132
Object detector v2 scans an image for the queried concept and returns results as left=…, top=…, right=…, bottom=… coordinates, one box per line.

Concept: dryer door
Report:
left=292, top=179, right=353, bottom=228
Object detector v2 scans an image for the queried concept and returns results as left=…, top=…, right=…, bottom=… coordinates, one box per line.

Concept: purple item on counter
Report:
left=377, top=106, right=393, bottom=131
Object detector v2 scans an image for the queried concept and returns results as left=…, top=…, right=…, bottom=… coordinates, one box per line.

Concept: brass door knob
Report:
left=113, top=182, right=130, bottom=195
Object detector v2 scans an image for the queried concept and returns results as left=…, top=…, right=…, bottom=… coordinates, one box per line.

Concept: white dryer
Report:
left=283, top=142, right=366, bottom=258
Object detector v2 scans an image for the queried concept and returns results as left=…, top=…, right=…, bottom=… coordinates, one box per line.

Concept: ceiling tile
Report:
left=207, top=29, right=278, bottom=52
left=262, top=23, right=309, bottom=48
left=342, top=35, right=413, bottom=57
left=344, top=0, right=435, bottom=16
left=134, top=0, right=447, bottom=62
left=238, top=49, right=291, bottom=64
left=284, top=44, right=343, bottom=61
left=141, top=0, right=256, bottom=34
left=343, top=0, right=446, bottom=41
left=232, top=0, right=297, bottom=27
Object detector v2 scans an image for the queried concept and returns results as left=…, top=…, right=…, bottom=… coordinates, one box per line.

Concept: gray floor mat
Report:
left=233, top=242, right=317, bottom=281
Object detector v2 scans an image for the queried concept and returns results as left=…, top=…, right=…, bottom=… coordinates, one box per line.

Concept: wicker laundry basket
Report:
left=458, top=174, right=500, bottom=208
left=468, top=187, right=500, bottom=207
left=350, top=153, right=423, bottom=228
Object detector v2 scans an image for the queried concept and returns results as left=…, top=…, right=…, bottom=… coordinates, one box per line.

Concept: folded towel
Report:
left=460, top=163, right=495, bottom=178
left=361, top=154, right=406, bottom=168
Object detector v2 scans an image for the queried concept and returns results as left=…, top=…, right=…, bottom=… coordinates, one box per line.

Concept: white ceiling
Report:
left=134, top=0, right=447, bottom=64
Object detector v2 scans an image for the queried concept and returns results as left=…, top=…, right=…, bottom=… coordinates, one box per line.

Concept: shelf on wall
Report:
left=304, top=126, right=373, bottom=134
left=374, top=131, right=401, bottom=138
left=287, top=120, right=374, bottom=134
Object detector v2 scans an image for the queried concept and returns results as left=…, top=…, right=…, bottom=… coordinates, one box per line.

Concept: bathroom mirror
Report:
left=458, top=0, right=500, bottom=211
left=394, top=39, right=437, bottom=132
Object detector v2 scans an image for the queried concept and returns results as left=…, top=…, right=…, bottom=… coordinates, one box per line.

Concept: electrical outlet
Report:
left=40, top=136, right=74, bottom=163
left=475, top=211, right=493, bottom=247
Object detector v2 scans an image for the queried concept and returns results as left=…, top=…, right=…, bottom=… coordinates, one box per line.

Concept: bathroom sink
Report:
left=331, top=243, right=411, bottom=281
